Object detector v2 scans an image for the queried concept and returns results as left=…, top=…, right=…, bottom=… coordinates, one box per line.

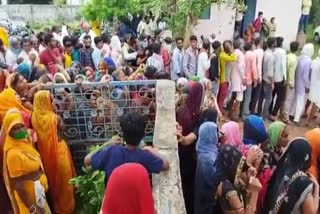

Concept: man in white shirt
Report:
left=250, top=37, right=264, bottom=114
left=299, top=0, right=312, bottom=33
left=269, top=37, right=286, bottom=121
left=137, top=16, right=152, bottom=37
left=79, top=22, right=97, bottom=47
left=197, top=39, right=211, bottom=79
left=170, top=37, right=184, bottom=80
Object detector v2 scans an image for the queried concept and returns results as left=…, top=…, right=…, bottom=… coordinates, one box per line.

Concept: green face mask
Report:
left=13, top=130, right=28, bottom=140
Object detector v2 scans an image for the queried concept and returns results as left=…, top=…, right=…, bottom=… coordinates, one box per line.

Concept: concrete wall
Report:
left=0, top=5, right=81, bottom=22
left=194, top=4, right=236, bottom=42
left=255, top=0, right=302, bottom=49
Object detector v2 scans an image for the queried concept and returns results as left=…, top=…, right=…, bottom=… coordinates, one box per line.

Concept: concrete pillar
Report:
left=152, top=80, right=187, bottom=214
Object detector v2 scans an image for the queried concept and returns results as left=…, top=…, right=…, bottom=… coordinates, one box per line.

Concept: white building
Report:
left=195, top=0, right=303, bottom=49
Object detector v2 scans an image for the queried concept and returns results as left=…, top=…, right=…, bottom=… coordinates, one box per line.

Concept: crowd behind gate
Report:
left=0, top=10, right=320, bottom=214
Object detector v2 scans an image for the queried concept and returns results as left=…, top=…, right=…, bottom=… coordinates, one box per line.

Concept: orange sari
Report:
left=305, top=128, right=320, bottom=180
left=31, top=90, right=76, bottom=214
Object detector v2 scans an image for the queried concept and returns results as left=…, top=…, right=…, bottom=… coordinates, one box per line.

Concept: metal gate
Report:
left=44, top=80, right=157, bottom=169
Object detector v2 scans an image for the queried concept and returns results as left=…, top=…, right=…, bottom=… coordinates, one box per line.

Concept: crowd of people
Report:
left=0, top=9, right=320, bottom=214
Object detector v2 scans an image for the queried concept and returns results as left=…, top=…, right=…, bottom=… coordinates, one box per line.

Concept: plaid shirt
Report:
left=80, top=48, right=94, bottom=70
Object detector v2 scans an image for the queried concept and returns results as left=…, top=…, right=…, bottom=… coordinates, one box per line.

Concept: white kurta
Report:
left=309, top=57, right=320, bottom=107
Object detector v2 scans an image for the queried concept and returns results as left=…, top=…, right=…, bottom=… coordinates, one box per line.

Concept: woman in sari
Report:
left=176, top=81, right=204, bottom=214
left=0, top=87, right=32, bottom=124
left=213, top=145, right=263, bottom=213
left=242, top=115, right=268, bottom=155
left=220, top=121, right=243, bottom=150
left=305, top=128, right=320, bottom=181
left=267, top=121, right=289, bottom=161
left=100, top=163, right=154, bottom=214
left=32, top=90, right=76, bottom=214
left=194, top=122, right=219, bottom=214
left=3, top=110, right=50, bottom=214
left=263, top=138, right=319, bottom=213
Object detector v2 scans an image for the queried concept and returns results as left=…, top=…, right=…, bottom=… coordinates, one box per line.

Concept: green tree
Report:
left=81, top=0, right=240, bottom=40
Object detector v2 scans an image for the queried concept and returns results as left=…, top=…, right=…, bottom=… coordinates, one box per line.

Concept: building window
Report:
left=200, top=5, right=211, bottom=20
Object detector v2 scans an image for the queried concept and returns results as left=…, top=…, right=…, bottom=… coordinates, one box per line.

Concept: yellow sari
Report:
left=3, top=111, right=50, bottom=214
left=32, top=90, right=76, bottom=214
left=0, top=88, right=31, bottom=124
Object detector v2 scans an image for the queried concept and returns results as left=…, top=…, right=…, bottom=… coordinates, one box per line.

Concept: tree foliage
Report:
left=81, top=0, right=239, bottom=38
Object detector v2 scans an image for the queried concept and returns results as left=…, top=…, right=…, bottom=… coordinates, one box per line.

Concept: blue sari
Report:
left=194, top=122, right=219, bottom=214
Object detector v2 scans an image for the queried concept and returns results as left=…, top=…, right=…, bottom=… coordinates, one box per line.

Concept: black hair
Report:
left=154, top=29, right=162, bottom=37
left=37, top=32, right=45, bottom=43
left=233, top=39, right=241, bottom=49
left=254, top=37, right=262, bottom=46
left=199, top=107, right=218, bottom=124
left=202, top=39, right=210, bottom=50
left=155, top=72, right=170, bottom=80
left=83, top=35, right=91, bottom=41
left=101, top=33, right=110, bottom=44
left=258, top=11, right=263, bottom=16
left=94, top=36, right=103, bottom=45
left=175, top=37, right=183, bottom=43
left=212, top=41, right=221, bottom=50
left=152, top=42, right=161, bottom=54
left=223, top=40, right=232, bottom=50
left=62, top=36, right=72, bottom=47
left=0, top=38, right=3, bottom=46
left=290, top=41, right=299, bottom=53
left=267, top=37, right=276, bottom=49
left=144, top=65, right=157, bottom=79
left=190, top=35, right=198, bottom=41
left=276, top=37, right=284, bottom=48
left=243, top=43, right=252, bottom=51
left=21, top=38, right=30, bottom=46
left=52, top=25, right=58, bottom=32
left=44, top=33, right=53, bottom=46
left=119, top=111, right=146, bottom=146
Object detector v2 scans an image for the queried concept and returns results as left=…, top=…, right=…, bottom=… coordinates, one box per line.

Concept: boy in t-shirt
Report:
left=84, top=110, right=170, bottom=185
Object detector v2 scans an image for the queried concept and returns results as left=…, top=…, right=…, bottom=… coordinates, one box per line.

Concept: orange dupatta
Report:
left=0, top=88, right=31, bottom=124
left=31, top=90, right=76, bottom=214
left=305, top=128, right=320, bottom=180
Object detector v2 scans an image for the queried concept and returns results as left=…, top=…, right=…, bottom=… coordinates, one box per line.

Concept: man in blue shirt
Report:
left=84, top=111, right=170, bottom=185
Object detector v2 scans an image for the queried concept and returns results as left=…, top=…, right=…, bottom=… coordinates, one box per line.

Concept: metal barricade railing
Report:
left=44, top=80, right=157, bottom=169
left=45, top=80, right=157, bottom=144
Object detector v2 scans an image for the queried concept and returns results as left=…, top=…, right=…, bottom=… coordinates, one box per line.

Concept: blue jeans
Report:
left=262, top=81, right=273, bottom=120
left=298, top=15, right=309, bottom=33
left=242, top=85, right=252, bottom=117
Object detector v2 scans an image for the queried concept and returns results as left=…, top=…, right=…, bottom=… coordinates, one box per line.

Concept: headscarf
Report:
left=305, top=128, right=320, bottom=180
left=2, top=111, right=46, bottom=213
left=16, top=63, right=31, bottom=81
left=100, top=163, right=154, bottom=214
left=0, top=88, right=31, bottom=124
left=221, top=121, right=242, bottom=147
left=103, top=57, right=116, bottom=71
left=264, top=138, right=312, bottom=213
left=110, top=35, right=122, bottom=52
left=54, top=72, right=68, bottom=83
left=177, top=77, right=188, bottom=88
left=9, top=37, right=20, bottom=55
left=31, top=90, right=75, bottom=213
left=214, top=145, right=245, bottom=185
left=196, top=122, right=219, bottom=157
left=301, top=43, right=314, bottom=58
left=194, top=121, right=219, bottom=214
left=268, top=121, right=286, bottom=149
left=243, top=115, right=268, bottom=145
left=176, top=81, right=204, bottom=135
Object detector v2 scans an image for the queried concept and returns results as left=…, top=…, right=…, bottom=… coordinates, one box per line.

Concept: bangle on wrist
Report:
left=246, top=205, right=256, bottom=212
left=29, top=204, right=37, bottom=214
